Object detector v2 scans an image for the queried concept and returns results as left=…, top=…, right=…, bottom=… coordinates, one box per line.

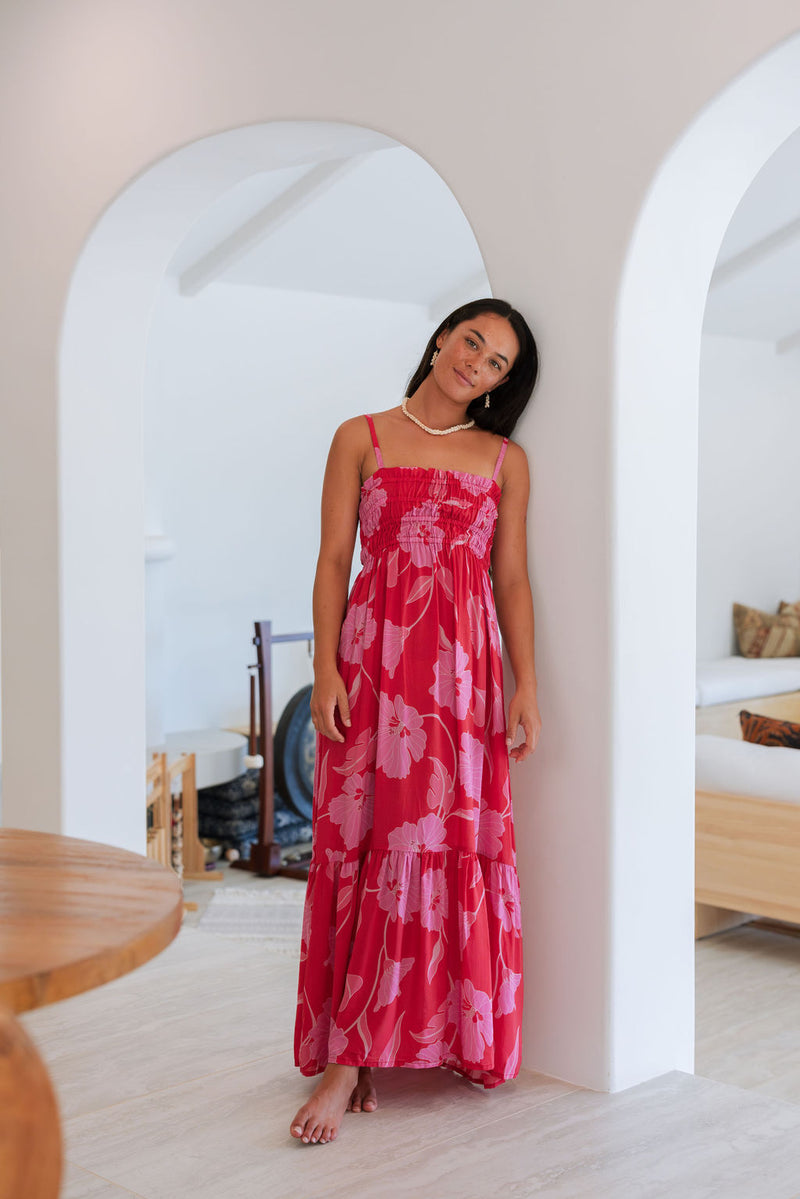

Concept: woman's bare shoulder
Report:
left=328, top=414, right=374, bottom=452
left=503, top=439, right=529, bottom=468
left=498, top=438, right=530, bottom=491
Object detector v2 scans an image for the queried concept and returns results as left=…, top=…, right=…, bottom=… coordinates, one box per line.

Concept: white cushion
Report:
left=148, top=728, right=247, bottom=789
left=696, top=734, right=800, bottom=804
left=695, top=657, right=800, bottom=707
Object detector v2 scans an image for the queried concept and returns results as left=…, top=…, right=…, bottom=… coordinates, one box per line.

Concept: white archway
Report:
left=609, top=34, right=800, bottom=1089
left=53, top=120, right=490, bottom=852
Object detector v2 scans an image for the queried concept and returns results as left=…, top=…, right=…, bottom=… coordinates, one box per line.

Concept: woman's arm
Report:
left=310, top=418, right=367, bottom=742
left=490, top=441, right=541, bottom=762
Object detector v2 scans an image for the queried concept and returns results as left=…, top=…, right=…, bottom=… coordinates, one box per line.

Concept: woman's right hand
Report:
left=310, top=669, right=352, bottom=743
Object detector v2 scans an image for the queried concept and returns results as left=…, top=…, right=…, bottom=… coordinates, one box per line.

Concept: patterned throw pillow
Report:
left=739, top=709, right=800, bottom=748
left=732, top=602, right=799, bottom=658
left=778, top=600, right=800, bottom=635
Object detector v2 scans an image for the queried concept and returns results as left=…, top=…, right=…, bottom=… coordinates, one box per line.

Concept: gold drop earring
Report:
left=484, top=393, right=491, bottom=408
left=430, top=349, right=439, bottom=365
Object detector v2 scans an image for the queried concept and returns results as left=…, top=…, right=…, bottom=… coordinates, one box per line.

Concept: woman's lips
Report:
left=454, top=368, right=473, bottom=387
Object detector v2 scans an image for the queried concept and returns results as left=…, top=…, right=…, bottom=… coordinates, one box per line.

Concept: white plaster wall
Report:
left=612, top=29, right=800, bottom=1090
left=697, top=335, right=800, bottom=659
left=4, top=0, right=800, bottom=1094
left=145, top=284, right=433, bottom=736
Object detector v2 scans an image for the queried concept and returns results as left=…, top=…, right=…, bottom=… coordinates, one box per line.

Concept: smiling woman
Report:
left=290, top=297, right=541, bottom=1145
left=405, top=298, right=539, bottom=437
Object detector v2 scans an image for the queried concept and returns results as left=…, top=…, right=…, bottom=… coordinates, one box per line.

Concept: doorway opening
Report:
left=611, top=31, right=800, bottom=1090
left=58, top=120, right=490, bottom=853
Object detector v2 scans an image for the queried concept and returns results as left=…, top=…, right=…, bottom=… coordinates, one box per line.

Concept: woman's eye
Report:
left=466, top=337, right=477, bottom=348
left=490, top=360, right=501, bottom=371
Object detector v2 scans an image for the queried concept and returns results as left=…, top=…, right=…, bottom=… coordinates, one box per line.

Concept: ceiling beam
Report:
left=178, top=156, right=364, bottom=297
left=710, top=214, right=800, bottom=289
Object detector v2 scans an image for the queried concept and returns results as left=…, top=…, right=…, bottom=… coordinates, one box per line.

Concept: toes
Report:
left=363, top=1095, right=377, bottom=1111
left=290, top=1110, right=309, bottom=1140
left=317, top=1121, right=335, bottom=1144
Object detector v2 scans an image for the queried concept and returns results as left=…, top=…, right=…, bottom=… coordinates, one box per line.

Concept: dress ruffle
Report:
left=295, top=849, right=523, bottom=1088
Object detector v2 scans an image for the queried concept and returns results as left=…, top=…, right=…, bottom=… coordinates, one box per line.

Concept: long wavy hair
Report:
left=405, top=298, right=539, bottom=437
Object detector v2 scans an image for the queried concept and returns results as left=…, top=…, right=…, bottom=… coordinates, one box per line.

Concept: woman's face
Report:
left=434, top=313, right=519, bottom=403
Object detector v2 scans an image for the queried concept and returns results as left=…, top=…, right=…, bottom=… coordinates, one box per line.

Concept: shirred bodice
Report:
left=358, top=467, right=501, bottom=571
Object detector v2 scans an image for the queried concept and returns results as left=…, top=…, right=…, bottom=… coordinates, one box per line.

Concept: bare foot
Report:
left=290, top=1063, right=358, bottom=1144
left=348, top=1066, right=377, bottom=1113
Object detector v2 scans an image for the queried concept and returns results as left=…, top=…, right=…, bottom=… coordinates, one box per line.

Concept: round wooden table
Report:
left=0, top=828, right=184, bottom=1199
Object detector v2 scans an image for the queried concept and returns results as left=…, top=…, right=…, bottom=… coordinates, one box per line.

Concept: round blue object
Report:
left=274, top=685, right=315, bottom=822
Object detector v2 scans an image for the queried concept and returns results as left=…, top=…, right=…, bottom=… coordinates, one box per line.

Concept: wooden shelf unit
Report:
left=146, top=751, right=220, bottom=881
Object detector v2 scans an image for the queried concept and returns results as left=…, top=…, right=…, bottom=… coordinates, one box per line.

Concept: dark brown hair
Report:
left=405, top=298, right=539, bottom=437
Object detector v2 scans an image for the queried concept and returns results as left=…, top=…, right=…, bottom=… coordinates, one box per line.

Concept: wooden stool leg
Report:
left=0, top=1006, right=62, bottom=1199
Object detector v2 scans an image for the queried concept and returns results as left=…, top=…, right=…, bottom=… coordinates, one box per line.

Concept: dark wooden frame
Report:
left=232, top=620, right=313, bottom=880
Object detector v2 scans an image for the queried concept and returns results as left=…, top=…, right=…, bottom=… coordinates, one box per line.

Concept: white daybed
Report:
left=695, top=656, right=800, bottom=734
left=695, top=659, right=800, bottom=938
left=695, top=666, right=800, bottom=935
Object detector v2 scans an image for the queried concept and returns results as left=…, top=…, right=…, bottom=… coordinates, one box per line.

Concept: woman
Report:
left=290, top=298, right=541, bottom=1145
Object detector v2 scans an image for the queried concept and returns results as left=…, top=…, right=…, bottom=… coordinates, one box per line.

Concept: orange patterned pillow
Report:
left=739, top=709, right=800, bottom=748
left=732, top=602, right=799, bottom=658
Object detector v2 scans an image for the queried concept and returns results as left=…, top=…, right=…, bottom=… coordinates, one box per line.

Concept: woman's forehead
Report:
left=451, top=314, right=519, bottom=359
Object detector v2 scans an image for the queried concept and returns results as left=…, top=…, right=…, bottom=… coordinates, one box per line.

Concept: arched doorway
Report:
left=55, top=120, right=490, bottom=852
left=608, top=33, right=800, bottom=1090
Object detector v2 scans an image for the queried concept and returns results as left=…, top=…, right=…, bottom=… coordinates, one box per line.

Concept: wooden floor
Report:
left=20, top=867, right=800, bottom=1199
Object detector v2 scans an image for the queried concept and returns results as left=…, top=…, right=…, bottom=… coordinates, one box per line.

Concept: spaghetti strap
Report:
left=491, top=437, right=509, bottom=483
left=364, top=414, right=384, bottom=469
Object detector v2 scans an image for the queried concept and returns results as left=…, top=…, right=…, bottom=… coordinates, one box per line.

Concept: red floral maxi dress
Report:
left=293, top=414, right=523, bottom=1089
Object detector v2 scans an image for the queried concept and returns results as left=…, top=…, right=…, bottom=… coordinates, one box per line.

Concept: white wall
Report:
left=144, top=284, right=433, bottom=736
left=697, top=335, right=800, bottom=660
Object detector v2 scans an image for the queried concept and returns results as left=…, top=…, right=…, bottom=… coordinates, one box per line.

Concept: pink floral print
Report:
left=376, top=693, right=426, bottom=779
left=458, top=731, right=485, bottom=801
left=430, top=631, right=473, bottom=719
left=375, top=957, right=415, bottom=1010
left=452, top=980, right=494, bottom=1061
left=387, top=813, right=447, bottom=853
left=376, top=855, right=421, bottom=922
left=398, top=500, right=445, bottom=567
left=359, top=484, right=387, bottom=538
left=339, top=601, right=378, bottom=664
left=328, top=771, right=374, bottom=850
left=381, top=620, right=410, bottom=677
left=295, top=424, right=522, bottom=1091
left=419, top=866, right=449, bottom=932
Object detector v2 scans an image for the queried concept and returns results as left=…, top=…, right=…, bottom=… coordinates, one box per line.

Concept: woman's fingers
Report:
left=318, top=696, right=345, bottom=742
left=310, top=676, right=350, bottom=742
left=337, top=684, right=352, bottom=729
left=325, top=706, right=346, bottom=742
left=506, top=711, right=519, bottom=754
left=511, top=713, right=533, bottom=762
left=507, top=698, right=541, bottom=762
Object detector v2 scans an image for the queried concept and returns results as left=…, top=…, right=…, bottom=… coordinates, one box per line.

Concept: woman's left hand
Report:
left=506, top=688, right=542, bottom=763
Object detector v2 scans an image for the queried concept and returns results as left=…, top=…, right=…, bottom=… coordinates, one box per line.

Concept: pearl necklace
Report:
left=401, top=397, right=475, bottom=436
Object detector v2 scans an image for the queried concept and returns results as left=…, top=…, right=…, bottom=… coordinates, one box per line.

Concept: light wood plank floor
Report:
left=20, top=867, right=800, bottom=1199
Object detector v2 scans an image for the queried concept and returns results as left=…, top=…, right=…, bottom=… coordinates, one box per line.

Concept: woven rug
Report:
left=197, top=886, right=305, bottom=953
